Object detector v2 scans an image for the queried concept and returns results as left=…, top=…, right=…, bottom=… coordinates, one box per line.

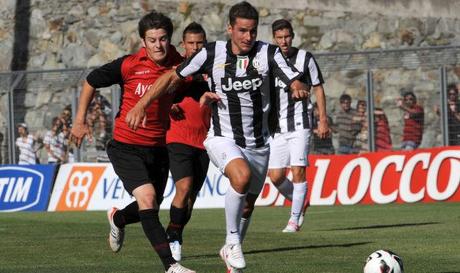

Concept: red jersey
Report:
left=87, top=46, right=184, bottom=146
left=166, top=75, right=211, bottom=149
left=402, top=104, right=424, bottom=145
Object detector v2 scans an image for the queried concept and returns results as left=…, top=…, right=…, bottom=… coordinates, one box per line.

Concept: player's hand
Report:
left=170, top=104, right=185, bottom=121
left=126, top=104, right=146, bottom=131
left=200, top=92, right=221, bottom=107
left=316, top=120, right=330, bottom=139
left=70, top=121, right=92, bottom=148
left=291, top=89, right=310, bottom=101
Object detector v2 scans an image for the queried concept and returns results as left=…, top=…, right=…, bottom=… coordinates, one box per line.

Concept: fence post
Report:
left=366, top=70, right=375, bottom=152
left=440, top=66, right=449, bottom=146
left=7, top=72, right=24, bottom=164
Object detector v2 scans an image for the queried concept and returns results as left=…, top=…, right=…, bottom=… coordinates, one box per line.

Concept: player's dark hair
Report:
left=138, top=10, right=173, bottom=39
left=229, top=1, right=259, bottom=26
left=182, top=22, right=207, bottom=41
left=271, top=19, right=294, bottom=37
left=339, top=94, right=352, bottom=102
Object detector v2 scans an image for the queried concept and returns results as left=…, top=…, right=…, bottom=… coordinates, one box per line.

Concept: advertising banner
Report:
left=47, top=163, right=230, bottom=211
left=0, top=165, right=56, bottom=212
left=309, top=147, right=459, bottom=205
left=47, top=147, right=460, bottom=211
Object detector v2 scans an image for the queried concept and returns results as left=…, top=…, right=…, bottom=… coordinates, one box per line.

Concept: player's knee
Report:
left=269, top=172, right=285, bottom=186
left=135, top=192, right=157, bottom=209
left=230, top=170, right=251, bottom=190
left=291, top=167, right=306, bottom=182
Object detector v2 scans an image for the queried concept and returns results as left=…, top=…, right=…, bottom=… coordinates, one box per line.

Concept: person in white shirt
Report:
left=43, top=117, right=68, bottom=164
left=15, top=123, right=38, bottom=164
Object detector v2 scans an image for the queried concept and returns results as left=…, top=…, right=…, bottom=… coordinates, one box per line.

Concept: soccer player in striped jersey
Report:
left=126, top=2, right=328, bottom=272
left=267, top=19, right=329, bottom=233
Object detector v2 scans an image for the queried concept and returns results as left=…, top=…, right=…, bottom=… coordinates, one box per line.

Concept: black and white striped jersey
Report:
left=176, top=40, right=301, bottom=149
left=274, top=48, right=324, bottom=133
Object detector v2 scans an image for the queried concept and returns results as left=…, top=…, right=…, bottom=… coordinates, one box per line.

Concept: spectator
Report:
left=60, top=105, right=73, bottom=129
left=397, top=90, right=424, bottom=150
left=446, top=84, right=460, bottom=145
left=374, top=108, right=392, bottom=151
left=311, top=102, right=335, bottom=154
left=43, top=117, right=68, bottom=163
left=87, top=91, right=112, bottom=155
left=59, top=105, right=75, bottom=162
left=333, top=94, right=360, bottom=154
left=434, top=83, right=460, bottom=146
left=353, top=100, right=368, bottom=153
left=15, top=123, right=40, bottom=164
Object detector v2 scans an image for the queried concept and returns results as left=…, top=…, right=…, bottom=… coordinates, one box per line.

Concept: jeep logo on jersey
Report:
left=0, top=167, right=44, bottom=212
left=221, top=76, right=263, bottom=92
left=275, top=77, right=287, bottom=89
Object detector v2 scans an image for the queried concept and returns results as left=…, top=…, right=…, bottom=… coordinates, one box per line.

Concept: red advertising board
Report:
left=301, top=147, right=460, bottom=205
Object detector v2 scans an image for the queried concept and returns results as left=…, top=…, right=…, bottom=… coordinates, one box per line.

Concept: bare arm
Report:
left=313, top=84, right=330, bottom=139
left=126, top=70, right=183, bottom=130
left=70, top=80, right=95, bottom=147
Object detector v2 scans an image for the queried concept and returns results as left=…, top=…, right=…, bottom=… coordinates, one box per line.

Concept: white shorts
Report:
left=268, top=129, right=311, bottom=169
left=203, top=136, right=270, bottom=195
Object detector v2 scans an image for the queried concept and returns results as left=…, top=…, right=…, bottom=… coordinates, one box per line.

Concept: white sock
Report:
left=239, top=217, right=251, bottom=243
left=276, top=178, right=293, bottom=200
left=290, top=181, right=307, bottom=224
left=225, top=186, right=246, bottom=245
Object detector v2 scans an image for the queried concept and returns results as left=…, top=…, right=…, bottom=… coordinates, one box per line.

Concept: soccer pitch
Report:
left=1, top=203, right=459, bottom=273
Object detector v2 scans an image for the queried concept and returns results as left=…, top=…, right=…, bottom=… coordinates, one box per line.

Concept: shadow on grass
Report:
left=184, top=241, right=371, bottom=260
left=325, top=221, right=439, bottom=231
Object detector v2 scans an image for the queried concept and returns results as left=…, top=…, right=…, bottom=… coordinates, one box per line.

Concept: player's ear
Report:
left=141, top=38, right=147, bottom=48
left=179, top=40, right=184, bottom=49
left=227, top=24, right=233, bottom=35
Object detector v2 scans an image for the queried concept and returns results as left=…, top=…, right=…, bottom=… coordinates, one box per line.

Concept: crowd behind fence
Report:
left=1, top=46, right=460, bottom=165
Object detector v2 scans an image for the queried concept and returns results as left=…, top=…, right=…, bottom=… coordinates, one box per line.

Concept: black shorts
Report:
left=167, top=142, right=210, bottom=194
left=106, top=140, right=169, bottom=201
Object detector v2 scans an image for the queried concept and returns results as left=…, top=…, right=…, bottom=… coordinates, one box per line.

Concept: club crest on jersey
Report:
left=221, top=76, right=263, bottom=92
left=237, top=56, right=249, bottom=70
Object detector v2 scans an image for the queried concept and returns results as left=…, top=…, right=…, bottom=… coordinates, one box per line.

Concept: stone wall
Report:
left=1, top=0, right=460, bottom=71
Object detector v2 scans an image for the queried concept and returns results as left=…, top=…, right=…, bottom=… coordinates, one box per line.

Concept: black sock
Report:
left=139, top=209, right=176, bottom=270
left=166, top=205, right=188, bottom=243
left=113, top=201, right=139, bottom=228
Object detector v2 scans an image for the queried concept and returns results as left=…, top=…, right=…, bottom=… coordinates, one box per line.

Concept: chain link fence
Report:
left=1, top=45, right=460, bottom=164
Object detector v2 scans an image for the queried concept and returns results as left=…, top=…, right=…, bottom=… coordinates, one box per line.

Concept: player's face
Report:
left=142, top=28, right=170, bottom=65
left=227, top=18, right=257, bottom=55
left=273, top=28, right=293, bottom=56
left=182, top=33, right=206, bottom=58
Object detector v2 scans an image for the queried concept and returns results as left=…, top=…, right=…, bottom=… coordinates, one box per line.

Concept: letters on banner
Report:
left=47, top=147, right=460, bottom=211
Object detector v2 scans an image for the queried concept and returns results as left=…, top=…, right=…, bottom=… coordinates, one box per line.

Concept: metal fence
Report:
left=1, top=45, right=460, bottom=164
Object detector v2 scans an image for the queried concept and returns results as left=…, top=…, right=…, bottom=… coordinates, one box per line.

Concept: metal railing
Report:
left=1, top=45, right=460, bottom=164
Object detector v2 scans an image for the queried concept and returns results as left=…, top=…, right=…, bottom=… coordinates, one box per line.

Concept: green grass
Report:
left=1, top=203, right=459, bottom=273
